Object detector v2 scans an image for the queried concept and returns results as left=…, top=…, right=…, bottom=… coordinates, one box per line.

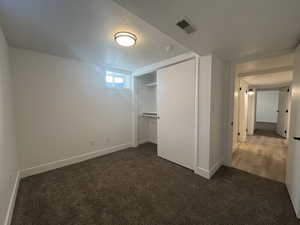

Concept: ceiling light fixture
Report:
left=248, top=88, right=255, bottom=95
left=114, top=32, right=137, bottom=47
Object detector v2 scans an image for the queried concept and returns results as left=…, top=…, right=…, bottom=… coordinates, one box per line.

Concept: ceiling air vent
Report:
left=176, top=19, right=195, bottom=34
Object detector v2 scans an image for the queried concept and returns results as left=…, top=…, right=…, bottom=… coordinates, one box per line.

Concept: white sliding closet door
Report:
left=157, top=59, right=196, bottom=170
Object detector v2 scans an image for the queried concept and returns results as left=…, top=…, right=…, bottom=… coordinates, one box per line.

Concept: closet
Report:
left=136, top=72, right=158, bottom=144
left=135, top=58, right=196, bottom=170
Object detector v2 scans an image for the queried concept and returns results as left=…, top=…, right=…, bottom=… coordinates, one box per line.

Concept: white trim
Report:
left=19, top=143, right=132, bottom=178
left=194, top=167, right=210, bottom=179
left=131, top=74, right=138, bottom=147
left=209, top=161, right=222, bottom=178
left=133, top=52, right=197, bottom=76
left=138, top=139, right=151, bottom=145
left=194, top=162, right=222, bottom=179
left=224, top=62, right=236, bottom=166
left=193, top=55, right=200, bottom=170
left=4, top=172, right=20, bottom=225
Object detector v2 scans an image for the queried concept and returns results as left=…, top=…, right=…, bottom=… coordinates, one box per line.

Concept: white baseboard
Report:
left=138, top=139, right=157, bottom=145
left=194, top=166, right=210, bottom=179
left=194, top=161, right=222, bottom=179
left=4, top=172, right=20, bottom=225
left=209, top=161, right=222, bottom=178
left=19, top=143, right=132, bottom=178
left=138, top=139, right=149, bottom=145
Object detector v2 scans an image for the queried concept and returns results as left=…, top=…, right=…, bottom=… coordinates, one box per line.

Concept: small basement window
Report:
left=105, top=71, right=130, bottom=89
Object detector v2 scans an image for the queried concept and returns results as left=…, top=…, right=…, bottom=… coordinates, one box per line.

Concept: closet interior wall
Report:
left=136, top=72, right=157, bottom=144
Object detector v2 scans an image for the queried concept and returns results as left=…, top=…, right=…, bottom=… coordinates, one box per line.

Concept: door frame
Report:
left=131, top=52, right=200, bottom=170
left=225, top=49, right=295, bottom=167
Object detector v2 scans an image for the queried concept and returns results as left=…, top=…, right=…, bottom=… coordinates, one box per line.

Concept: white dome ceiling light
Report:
left=114, top=32, right=137, bottom=47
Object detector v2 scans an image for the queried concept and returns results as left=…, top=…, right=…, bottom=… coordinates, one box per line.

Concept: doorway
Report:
left=232, top=87, right=290, bottom=182
left=230, top=54, right=294, bottom=183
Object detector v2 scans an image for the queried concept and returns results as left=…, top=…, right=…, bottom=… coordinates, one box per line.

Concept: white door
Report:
left=286, top=88, right=292, bottom=139
left=283, top=88, right=291, bottom=138
left=247, top=91, right=256, bottom=135
left=238, top=81, right=248, bottom=142
left=286, top=45, right=300, bottom=219
left=282, top=90, right=289, bottom=137
left=157, top=59, right=196, bottom=170
left=277, top=88, right=291, bottom=137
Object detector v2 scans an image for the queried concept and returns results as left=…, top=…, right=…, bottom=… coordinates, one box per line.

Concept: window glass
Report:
left=105, top=71, right=130, bottom=89
left=105, top=75, right=113, bottom=83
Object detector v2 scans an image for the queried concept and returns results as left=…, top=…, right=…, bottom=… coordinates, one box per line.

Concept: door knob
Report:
left=294, top=137, right=300, bottom=141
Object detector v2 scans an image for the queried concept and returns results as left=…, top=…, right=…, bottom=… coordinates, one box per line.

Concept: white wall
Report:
left=256, top=90, right=279, bottom=123
left=238, top=80, right=249, bottom=142
left=0, top=30, right=18, bottom=225
left=286, top=45, right=300, bottom=218
left=197, top=54, right=229, bottom=175
left=137, top=73, right=157, bottom=114
left=198, top=55, right=212, bottom=171
left=232, top=71, right=239, bottom=151
left=209, top=55, right=230, bottom=170
left=247, top=91, right=256, bottom=135
left=136, top=73, right=157, bottom=144
left=11, top=48, right=133, bottom=170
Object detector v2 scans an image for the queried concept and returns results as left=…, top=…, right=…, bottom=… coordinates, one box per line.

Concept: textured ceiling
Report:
left=114, top=0, right=300, bottom=60
left=0, top=0, right=188, bottom=71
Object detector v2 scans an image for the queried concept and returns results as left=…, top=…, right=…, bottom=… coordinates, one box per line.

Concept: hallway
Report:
left=232, top=133, right=288, bottom=183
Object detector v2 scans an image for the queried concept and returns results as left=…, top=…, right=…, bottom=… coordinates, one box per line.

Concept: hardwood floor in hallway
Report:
left=232, top=133, right=288, bottom=183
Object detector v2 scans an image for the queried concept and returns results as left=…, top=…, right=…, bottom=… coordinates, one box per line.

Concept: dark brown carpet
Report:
left=12, top=143, right=300, bottom=225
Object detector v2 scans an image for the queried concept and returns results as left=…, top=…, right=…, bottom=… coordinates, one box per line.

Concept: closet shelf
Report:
left=145, top=82, right=157, bottom=87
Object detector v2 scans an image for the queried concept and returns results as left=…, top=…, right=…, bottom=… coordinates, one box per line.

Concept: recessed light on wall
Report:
left=114, top=32, right=137, bottom=47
